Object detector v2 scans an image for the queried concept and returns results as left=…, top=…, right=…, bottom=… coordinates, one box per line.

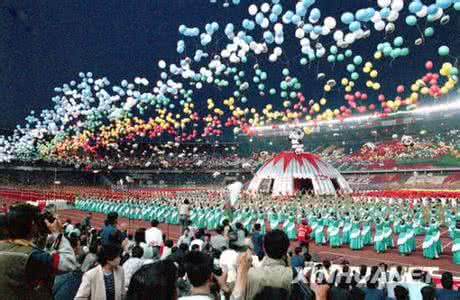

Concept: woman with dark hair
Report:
left=134, top=228, right=153, bottom=260
left=126, top=260, right=178, bottom=300
left=75, top=244, right=125, bottom=300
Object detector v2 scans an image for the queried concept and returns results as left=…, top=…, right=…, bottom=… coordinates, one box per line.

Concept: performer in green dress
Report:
left=374, top=218, right=386, bottom=253
left=350, top=217, right=363, bottom=250
left=314, top=214, right=325, bottom=245
left=423, top=219, right=440, bottom=259
left=284, top=214, right=297, bottom=240
left=453, top=218, right=460, bottom=265
left=397, top=220, right=412, bottom=255
left=328, top=215, right=341, bottom=248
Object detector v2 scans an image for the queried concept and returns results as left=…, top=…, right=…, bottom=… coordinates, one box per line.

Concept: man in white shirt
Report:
left=145, top=220, right=163, bottom=258
left=403, top=269, right=428, bottom=300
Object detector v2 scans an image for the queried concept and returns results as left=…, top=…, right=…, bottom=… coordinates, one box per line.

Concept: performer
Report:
left=453, top=217, right=460, bottom=265
left=350, top=217, right=363, bottom=250
left=314, top=214, right=326, bottom=245
left=374, top=218, right=386, bottom=253
left=327, top=214, right=341, bottom=248
left=397, top=220, right=411, bottom=256
left=423, top=218, right=440, bottom=259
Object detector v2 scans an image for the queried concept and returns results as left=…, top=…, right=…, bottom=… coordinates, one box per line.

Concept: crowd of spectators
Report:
left=1, top=202, right=460, bottom=300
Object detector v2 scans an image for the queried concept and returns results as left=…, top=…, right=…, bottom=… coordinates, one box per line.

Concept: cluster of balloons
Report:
left=0, top=0, right=458, bottom=167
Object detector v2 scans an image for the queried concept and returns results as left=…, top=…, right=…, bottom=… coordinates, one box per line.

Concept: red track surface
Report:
left=59, top=209, right=460, bottom=277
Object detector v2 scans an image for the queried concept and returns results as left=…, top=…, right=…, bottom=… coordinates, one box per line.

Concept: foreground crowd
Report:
left=75, top=192, right=460, bottom=264
left=1, top=202, right=460, bottom=300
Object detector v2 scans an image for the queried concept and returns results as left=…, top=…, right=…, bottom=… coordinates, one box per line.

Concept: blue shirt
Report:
left=100, top=224, right=117, bottom=246
left=251, top=231, right=264, bottom=256
left=435, top=288, right=460, bottom=300
left=103, top=272, right=115, bottom=300
left=362, top=288, right=385, bottom=300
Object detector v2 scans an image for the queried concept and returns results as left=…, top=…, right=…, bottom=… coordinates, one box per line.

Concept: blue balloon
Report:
left=428, top=4, right=438, bottom=14
left=291, top=14, right=301, bottom=24
left=309, top=8, right=321, bottom=21
left=380, top=7, right=391, bottom=18
left=295, top=2, right=307, bottom=16
left=255, top=12, right=264, bottom=24
left=409, top=1, right=423, bottom=13
left=313, top=25, right=322, bottom=34
left=355, top=9, right=368, bottom=21
left=349, top=21, right=361, bottom=32
left=269, top=13, right=278, bottom=22
left=263, top=31, right=274, bottom=43
left=272, top=4, right=283, bottom=15
left=436, top=0, right=452, bottom=9
left=303, top=23, right=313, bottom=33
left=232, top=0, right=240, bottom=4
left=341, top=12, right=354, bottom=24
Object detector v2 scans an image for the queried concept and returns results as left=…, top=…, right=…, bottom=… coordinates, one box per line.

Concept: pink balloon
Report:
left=361, top=93, right=368, bottom=100
left=378, top=94, right=385, bottom=102
left=396, top=85, right=405, bottom=93
left=355, top=91, right=361, bottom=98
left=425, top=61, right=433, bottom=70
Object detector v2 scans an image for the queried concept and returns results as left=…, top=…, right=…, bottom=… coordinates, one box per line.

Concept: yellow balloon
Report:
left=370, top=70, right=378, bottom=78
left=440, top=68, right=449, bottom=76
left=320, top=98, right=327, bottom=105
left=341, top=78, right=349, bottom=86
left=374, top=51, right=382, bottom=60
left=324, top=85, right=331, bottom=92
left=441, top=86, right=449, bottom=94
left=366, top=80, right=373, bottom=88
left=349, top=81, right=355, bottom=87
left=373, top=82, right=381, bottom=90
left=345, top=86, right=352, bottom=92
left=421, top=87, right=429, bottom=94
left=365, top=62, right=373, bottom=69
left=363, top=66, right=371, bottom=73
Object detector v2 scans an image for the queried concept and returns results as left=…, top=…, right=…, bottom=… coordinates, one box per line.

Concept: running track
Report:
left=59, top=209, right=460, bottom=277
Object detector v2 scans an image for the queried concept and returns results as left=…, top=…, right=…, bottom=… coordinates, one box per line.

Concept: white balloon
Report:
left=416, top=6, right=428, bottom=18
left=371, top=12, right=382, bottom=23
left=300, top=38, right=310, bottom=46
left=274, top=46, right=283, bottom=56
left=158, top=60, right=166, bottom=69
left=432, top=8, right=444, bottom=21
left=261, top=2, right=270, bottom=13
left=261, top=18, right=270, bottom=28
left=344, top=33, right=355, bottom=44
left=387, top=10, right=399, bottom=22
left=324, top=16, right=336, bottom=29
left=309, top=32, right=319, bottom=40
left=391, top=0, right=404, bottom=12
left=374, top=20, right=385, bottom=31
left=274, top=23, right=283, bottom=32
left=377, top=0, right=391, bottom=8
left=333, top=30, right=344, bottom=41
left=295, top=27, right=305, bottom=39
left=269, top=53, right=277, bottom=62
left=248, top=4, right=258, bottom=16
left=385, top=22, right=395, bottom=33
left=321, top=26, right=330, bottom=35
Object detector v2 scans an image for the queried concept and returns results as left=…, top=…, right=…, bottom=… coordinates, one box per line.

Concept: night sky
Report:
left=0, top=1, right=458, bottom=131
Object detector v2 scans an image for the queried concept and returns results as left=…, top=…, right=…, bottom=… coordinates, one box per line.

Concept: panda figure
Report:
left=289, top=128, right=305, bottom=154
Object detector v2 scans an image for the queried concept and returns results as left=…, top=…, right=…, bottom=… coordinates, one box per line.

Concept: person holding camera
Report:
left=0, top=203, right=73, bottom=299
left=180, top=251, right=230, bottom=300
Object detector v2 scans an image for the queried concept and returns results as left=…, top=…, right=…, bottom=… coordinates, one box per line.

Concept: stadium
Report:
left=0, top=1, right=459, bottom=300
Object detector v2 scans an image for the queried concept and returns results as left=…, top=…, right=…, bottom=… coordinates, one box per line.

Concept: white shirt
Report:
left=145, top=227, right=163, bottom=247
left=122, top=257, right=144, bottom=290
left=161, top=247, right=172, bottom=260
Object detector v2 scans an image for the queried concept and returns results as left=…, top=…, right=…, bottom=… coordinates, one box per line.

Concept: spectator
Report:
left=180, top=251, right=229, bottom=300
left=161, top=240, right=174, bottom=260
left=251, top=223, right=264, bottom=261
left=169, top=243, right=188, bottom=266
left=178, top=228, right=192, bottom=247
left=232, top=222, right=246, bottom=249
left=119, top=223, right=128, bottom=241
left=290, top=246, right=305, bottom=276
left=81, top=236, right=100, bottom=272
left=421, top=286, right=436, bottom=300
left=81, top=212, right=92, bottom=229
left=362, top=278, right=385, bottom=300
left=350, top=276, right=366, bottom=300
left=245, top=229, right=293, bottom=299
left=329, top=276, right=353, bottom=300
left=394, top=285, right=410, bottom=300
left=387, top=265, right=404, bottom=299
left=75, top=244, right=125, bottom=300
left=123, top=245, right=145, bottom=291
left=210, top=226, right=229, bottom=251
left=135, top=228, right=154, bottom=260
left=189, top=231, right=205, bottom=252
left=145, top=220, right=163, bottom=258
left=404, top=269, right=428, bottom=300
left=127, top=260, right=178, bottom=300
left=0, top=203, right=68, bottom=299
left=436, top=272, right=460, bottom=300
left=101, top=212, right=119, bottom=246
left=179, top=199, right=191, bottom=232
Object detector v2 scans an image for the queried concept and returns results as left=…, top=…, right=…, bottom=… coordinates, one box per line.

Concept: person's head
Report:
left=131, top=245, right=144, bottom=259
left=235, top=222, right=243, bottom=230
left=254, top=223, right=261, bottom=232
left=184, top=199, right=190, bottom=205
left=106, top=212, right=118, bottom=225
left=165, top=240, right=174, bottom=248
left=135, top=228, right=146, bottom=244
left=303, top=252, right=312, bottom=262
left=179, top=243, right=189, bottom=252
left=120, top=223, right=128, bottom=232
left=98, top=244, right=122, bottom=268
left=263, top=229, right=289, bottom=260
left=182, top=227, right=190, bottom=236
left=359, top=265, right=368, bottom=277
left=394, top=285, right=409, bottom=300
left=421, top=286, right=435, bottom=300
left=215, top=226, right=223, bottom=235
left=323, top=259, right=331, bottom=270
left=441, top=272, right=453, bottom=290
left=68, top=232, right=81, bottom=256
left=87, top=212, right=92, bottom=218
left=294, top=247, right=302, bottom=256
left=6, top=203, right=45, bottom=239
left=151, top=220, right=159, bottom=228
left=191, top=244, right=200, bottom=252
left=411, top=269, right=424, bottom=282
left=301, top=219, right=308, bottom=225
left=184, top=251, right=214, bottom=289
left=127, top=260, right=178, bottom=300
left=222, top=219, right=229, bottom=226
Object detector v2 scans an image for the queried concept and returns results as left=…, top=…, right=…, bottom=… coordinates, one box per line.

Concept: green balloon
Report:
left=282, top=68, right=290, bottom=76
left=280, top=81, right=288, bottom=90
left=346, top=64, right=355, bottom=72
left=345, top=49, right=353, bottom=57
left=450, top=67, right=458, bottom=76
left=353, top=55, right=363, bottom=65
left=351, top=72, right=359, bottom=80
left=400, top=48, right=410, bottom=56
left=258, top=83, right=265, bottom=90
left=280, top=91, right=288, bottom=98
left=405, top=15, right=417, bottom=26
left=300, top=57, right=308, bottom=65
left=289, top=91, right=297, bottom=99
left=438, top=45, right=450, bottom=56
left=393, top=36, right=404, bottom=47
left=269, top=88, right=277, bottom=95
left=337, top=54, right=345, bottom=61
left=330, top=45, right=338, bottom=54
left=424, top=26, right=434, bottom=37
left=327, top=55, right=336, bottom=63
